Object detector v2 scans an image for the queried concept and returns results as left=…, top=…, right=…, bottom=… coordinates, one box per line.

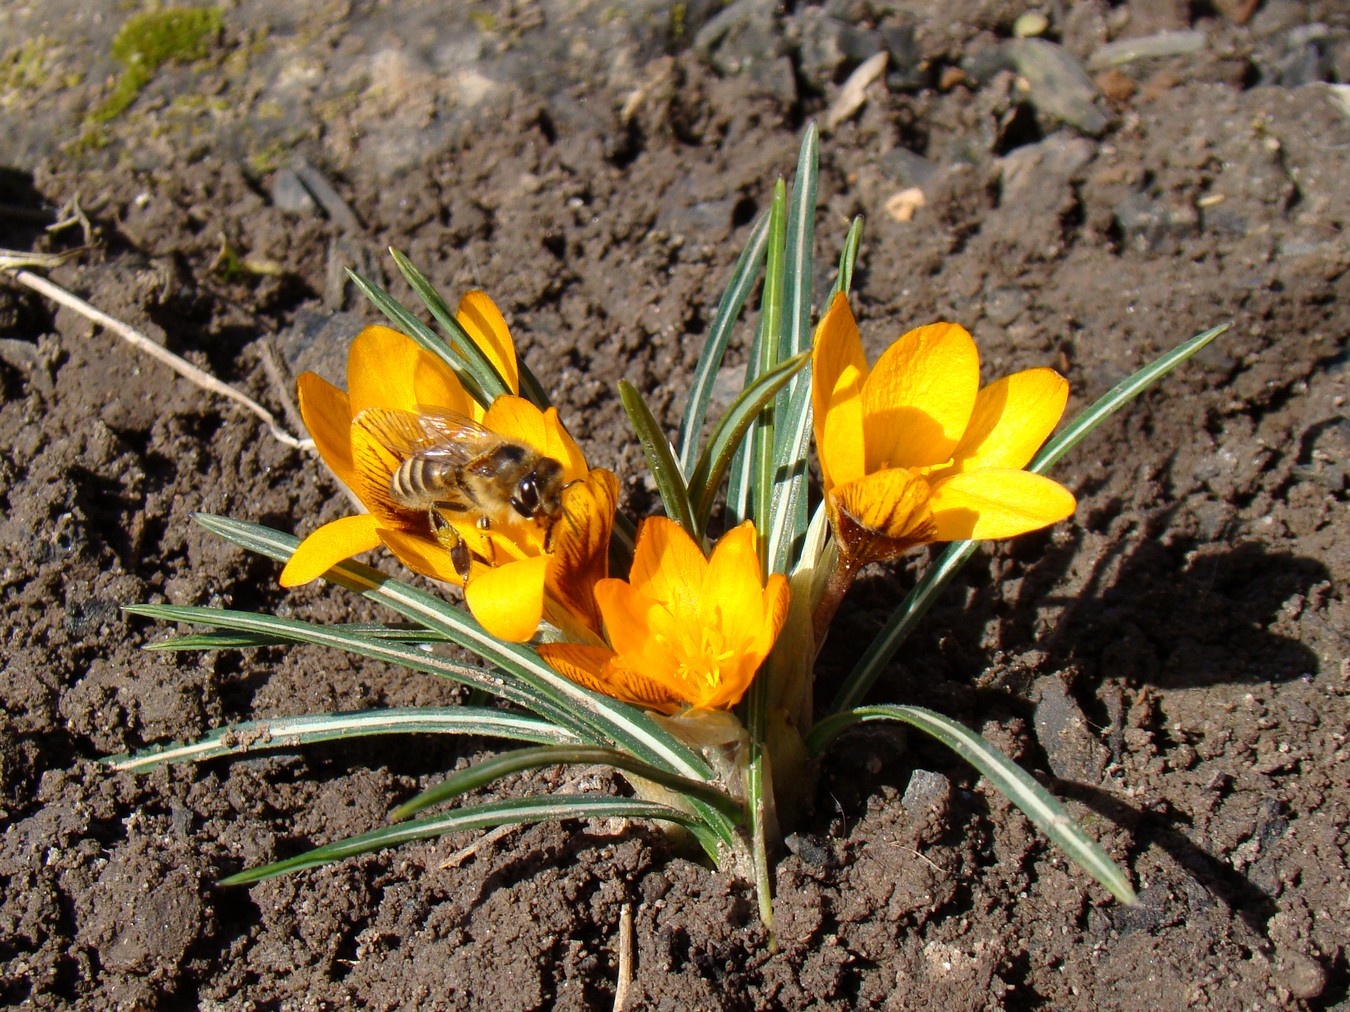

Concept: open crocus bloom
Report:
left=812, top=291, right=1076, bottom=569
left=537, top=518, right=790, bottom=714
left=279, top=292, right=617, bottom=643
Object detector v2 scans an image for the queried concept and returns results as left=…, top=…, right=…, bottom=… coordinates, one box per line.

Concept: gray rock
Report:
left=694, top=0, right=797, bottom=104
left=1006, top=38, right=1107, bottom=135
left=1033, top=674, right=1110, bottom=785
left=879, top=146, right=938, bottom=188
left=794, top=7, right=884, bottom=90
left=901, top=768, right=952, bottom=816
left=983, top=287, right=1030, bottom=327
left=1114, top=190, right=1200, bottom=253
left=269, top=169, right=320, bottom=216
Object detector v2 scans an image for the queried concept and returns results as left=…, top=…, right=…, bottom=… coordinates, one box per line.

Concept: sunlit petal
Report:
left=811, top=292, right=869, bottom=489
left=296, top=372, right=356, bottom=487
left=465, top=555, right=549, bottom=642
left=861, top=322, right=979, bottom=470
left=544, top=468, right=618, bottom=639
left=947, top=368, right=1069, bottom=474
left=377, top=526, right=467, bottom=585
left=928, top=469, right=1076, bottom=541
left=701, top=521, right=767, bottom=643
left=456, top=290, right=520, bottom=395
left=348, top=326, right=432, bottom=415
left=280, top=513, right=382, bottom=587
left=627, top=517, right=708, bottom=623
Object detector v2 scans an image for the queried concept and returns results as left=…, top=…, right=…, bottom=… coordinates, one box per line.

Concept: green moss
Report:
left=468, top=10, right=497, bottom=32
left=90, top=6, right=223, bottom=124
left=0, top=36, right=58, bottom=95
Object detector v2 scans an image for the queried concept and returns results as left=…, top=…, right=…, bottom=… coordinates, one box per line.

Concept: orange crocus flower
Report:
left=280, top=291, right=617, bottom=643
left=538, top=518, right=790, bottom=714
left=812, top=292, right=1076, bottom=571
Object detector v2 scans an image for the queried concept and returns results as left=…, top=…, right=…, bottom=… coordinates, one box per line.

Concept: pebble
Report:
left=694, top=0, right=797, bottom=104
left=1087, top=30, right=1207, bottom=71
left=1013, top=12, right=1050, bottom=39
left=1033, top=674, right=1110, bottom=785
left=901, top=768, right=952, bottom=816
left=1007, top=38, right=1107, bottom=135
left=269, top=169, right=319, bottom=216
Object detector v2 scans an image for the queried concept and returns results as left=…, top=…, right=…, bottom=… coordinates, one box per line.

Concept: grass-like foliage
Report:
left=113, top=126, right=1230, bottom=932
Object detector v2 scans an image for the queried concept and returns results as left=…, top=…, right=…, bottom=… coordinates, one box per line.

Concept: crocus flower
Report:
left=279, top=291, right=617, bottom=643
left=537, top=518, right=790, bottom=714
left=812, top=291, right=1076, bottom=572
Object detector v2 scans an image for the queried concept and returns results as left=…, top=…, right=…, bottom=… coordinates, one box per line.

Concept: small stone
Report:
left=883, top=187, right=925, bottom=223
left=1013, top=12, right=1050, bottom=39
left=901, top=769, right=952, bottom=816
left=1087, top=30, right=1207, bottom=71
left=1033, top=673, right=1110, bottom=785
left=1007, top=38, right=1107, bottom=135
left=1094, top=67, right=1137, bottom=102
left=269, top=169, right=319, bottom=215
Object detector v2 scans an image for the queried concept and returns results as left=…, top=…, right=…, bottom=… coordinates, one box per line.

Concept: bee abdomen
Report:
left=391, top=459, right=465, bottom=506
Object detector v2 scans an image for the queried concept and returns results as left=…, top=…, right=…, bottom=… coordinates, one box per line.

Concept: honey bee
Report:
left=352, top=407, right=569, bottom=580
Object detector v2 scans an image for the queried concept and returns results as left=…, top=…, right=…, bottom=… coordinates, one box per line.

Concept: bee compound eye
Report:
left=512, top=478, right=540, bottom=518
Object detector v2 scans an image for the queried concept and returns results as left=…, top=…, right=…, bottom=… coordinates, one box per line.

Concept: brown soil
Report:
left=1, top=1, right=1346, bottom=1008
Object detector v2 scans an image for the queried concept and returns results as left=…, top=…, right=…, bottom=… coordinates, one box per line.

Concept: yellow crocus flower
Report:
left=812, top=291, right=1076, bottom=572
left=279, top=291, right=617, bottom=644
left=538, top=518, right=790, bottom=713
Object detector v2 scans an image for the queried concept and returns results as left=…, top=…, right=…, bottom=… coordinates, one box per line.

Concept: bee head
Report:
left=512, top=457, right=565, bottom=519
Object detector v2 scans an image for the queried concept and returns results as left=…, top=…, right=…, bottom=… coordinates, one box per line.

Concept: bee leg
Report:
left=476, top=516, right=497, bottom=566
left=428, top=508, right=473, bottom=582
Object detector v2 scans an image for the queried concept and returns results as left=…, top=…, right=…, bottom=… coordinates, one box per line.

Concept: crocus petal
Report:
left=537, top=644, right=684, bottom=713
left=280, top=513, right=383, bottom=587
left=592, top=578, right=655, bottom=658
left=946, top=368, right=1069, bottom=474
left=465, top=555, right=549, bottom=641
left=828, top=468, right=936, bottom=567
left=377, top=526, right=469, bottom=585
left=701, top=521, right=768, bottom=644
left=296, top=372, right=356, bottom=487
left=748, top=572, right=791, bottom=662
left=861, top=322, right=979, bottom=471
left=482, top=398, right=589, bottom=482
left=811, top=292, right=870, bottom=490
left=627, top=517, right=708, bottom=624
left=347, top=325, right=473, bottom=418
left=928, top=469, right=1076, bottom=541
left=543, top=468, right=618, bottom=640
left=456, top=291, right=520, bottom=395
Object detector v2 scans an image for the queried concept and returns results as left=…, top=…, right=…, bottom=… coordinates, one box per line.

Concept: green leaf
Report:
left=825, top=322, right=1231, bottom=715
left=618, top=381, right=697, bottom=540
left=126, top=601, right=591, bottom=733
left=103, top=707, right=581, bottom=772
left=391, top=744, right=743, bottom=824
left=806, top=704, right=1137, bottom=905
left=345, top=268, right=491, bottom=407
left=219, top=795, right=718, bottom=885
left=387, top=248, right=515, bottom=404
left=763, top=129, right=821, bottom=576
left=829, top=216, right=863, bottom=300
left=726, top=181, right=788, bottom=528
left=188, top=514, right=740, bottom=845
left=686, top=350, right=809, bottom=535
left=143, top=622, right=453, bottom=651
left=678, top=211, right=772, bottom=476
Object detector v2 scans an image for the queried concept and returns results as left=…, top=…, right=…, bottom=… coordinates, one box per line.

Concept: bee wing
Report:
left=352, top=407, right=495, bottom=463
